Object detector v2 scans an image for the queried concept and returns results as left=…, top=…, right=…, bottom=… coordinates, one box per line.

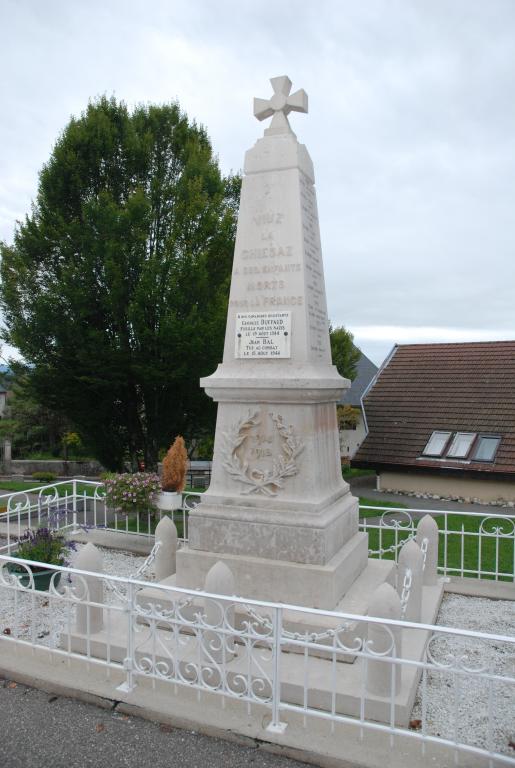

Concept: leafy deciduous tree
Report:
left=329, top=325, right=361, bottom=381
left=0, top=97, right=239, bottom=470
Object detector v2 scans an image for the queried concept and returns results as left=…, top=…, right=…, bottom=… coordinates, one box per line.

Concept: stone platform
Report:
left=67, top=578, right=445, bottom=727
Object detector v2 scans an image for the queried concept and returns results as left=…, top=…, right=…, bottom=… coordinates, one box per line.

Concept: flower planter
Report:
left=156, top=491, right=182, bottom=512
left=7, top=563, right=62, bottom=591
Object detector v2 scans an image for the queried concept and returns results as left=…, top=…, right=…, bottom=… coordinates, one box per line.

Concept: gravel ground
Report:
left=1, top=547, right=514, bottom=758
left=0, top=546, right=150, bottom=648
left=411, top=593, right=515, bottom=757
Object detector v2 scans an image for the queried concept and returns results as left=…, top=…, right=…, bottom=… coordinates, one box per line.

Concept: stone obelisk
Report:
left=176, top=76, right=368, bottom=609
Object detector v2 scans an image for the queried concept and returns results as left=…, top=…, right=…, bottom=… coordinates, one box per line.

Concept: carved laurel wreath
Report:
left=222, top=410, right=304, bottom=496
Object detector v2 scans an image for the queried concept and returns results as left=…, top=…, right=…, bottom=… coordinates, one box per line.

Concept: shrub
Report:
left=31, top=471, right=57, bottom=483
left=14, top=527, right=74, bottom=566
left=104, top=472, right=161, bottom=516
left=162, top=436, right=189, bottom=493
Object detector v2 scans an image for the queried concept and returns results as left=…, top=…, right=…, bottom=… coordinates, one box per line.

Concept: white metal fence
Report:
left=0, top=480, right=190, bottom=552
left=361, top=505, right=515, bottom=582
left=0, top=552, right=513, bottom=765
left=1, top=482, right=513, bottom=584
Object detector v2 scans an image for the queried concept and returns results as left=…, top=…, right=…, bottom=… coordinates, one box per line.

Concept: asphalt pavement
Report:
left=0, top=677, right=321, bottom=768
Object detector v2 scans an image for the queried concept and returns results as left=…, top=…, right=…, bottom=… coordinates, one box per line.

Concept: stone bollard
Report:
left=397, top=539, right=423, bottom=623
left=154, top=516, right=178, bottom=581
left=366, top=583, right=402, bottom=697
left=74, top=542, right=104, bottom=634
left=203, top=561, right=236, bottom=664
left=416, top=514, right=439, bottom=586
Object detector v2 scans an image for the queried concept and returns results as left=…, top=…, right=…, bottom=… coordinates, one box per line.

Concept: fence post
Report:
left=366, top=583, right=402, bottom=697
left=117, top=580, right=138, bottom=693
left=398, top=539, right=423, bottom=622
left=203, top=561, right=235, bottom=663
left=154, top=516, right=178, bottom=581
left=3, top=439, right=12, bottom=473
left=266, top=605, right=287, bottom=734
left=416, top=514, right=439, bottom=585
left=75, top=542, right=104, bottom=634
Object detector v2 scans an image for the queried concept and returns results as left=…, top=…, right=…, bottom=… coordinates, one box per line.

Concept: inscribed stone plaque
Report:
left=235, top=312, right=291, bottom=358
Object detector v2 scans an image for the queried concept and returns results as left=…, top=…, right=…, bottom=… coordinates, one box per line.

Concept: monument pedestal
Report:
left=173, top=77, right=374, bottom=609
left=176, top=379, right=370, bottom=608
left=177, top=532, right=368, bottom=610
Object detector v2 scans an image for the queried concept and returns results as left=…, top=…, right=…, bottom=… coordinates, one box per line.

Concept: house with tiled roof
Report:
left=338, top=352, right=378, bottom=459
left=353, top=341, right=515, bottom=502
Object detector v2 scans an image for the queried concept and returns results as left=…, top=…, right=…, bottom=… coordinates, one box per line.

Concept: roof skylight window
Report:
left=422, top=431, right=452, bottom=457
left=446, top=432, right=477, bottom=459
left=472, top=436, right=500, bottom=463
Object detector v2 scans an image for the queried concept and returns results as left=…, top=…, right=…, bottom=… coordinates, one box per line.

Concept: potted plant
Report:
left=157, top=436, right=189, bottom=511
left=8, top=528, right=75, bottom=591
left=104, top=472, right=161, bottom=520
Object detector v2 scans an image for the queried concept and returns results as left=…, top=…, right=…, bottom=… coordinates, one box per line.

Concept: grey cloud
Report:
left=1, top=0, right=514, bottom=365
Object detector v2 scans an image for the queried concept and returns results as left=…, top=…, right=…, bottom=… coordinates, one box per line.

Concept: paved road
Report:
left=0, top=677, right=319, bottom=768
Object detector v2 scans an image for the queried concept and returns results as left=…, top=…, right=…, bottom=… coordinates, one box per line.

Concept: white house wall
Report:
left=339, top=414, right=367, bottom=460
left=378, top=470, right=515, bottom=503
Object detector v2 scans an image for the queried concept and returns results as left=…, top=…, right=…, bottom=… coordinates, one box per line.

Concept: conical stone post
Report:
left=74, top=542, right=104, bottom=634
left=416, top=514, right=439, bottom=586
left=203, top=561, right=236, bottom=664
left=366, top=583, right=402, bottom=697
left=154, top=516, right=178, bottom=581
left=397, top=539, right=423, bottom=623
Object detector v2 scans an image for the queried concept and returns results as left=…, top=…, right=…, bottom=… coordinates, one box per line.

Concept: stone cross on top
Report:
left=253, top=76, right=308, bottom=136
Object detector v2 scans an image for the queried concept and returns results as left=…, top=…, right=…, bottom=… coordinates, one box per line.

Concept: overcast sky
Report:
left=1, top=0, right=514, bottom=365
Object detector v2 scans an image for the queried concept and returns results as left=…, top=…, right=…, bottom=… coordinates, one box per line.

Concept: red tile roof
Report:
left=353, top=341, right=515, bottom=475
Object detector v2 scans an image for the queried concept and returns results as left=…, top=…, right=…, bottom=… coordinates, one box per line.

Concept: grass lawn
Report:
left=342, top=467, right=376, bottom=479
left=362, top=508, right=515, bottom=581
left=116, top=511, right=188, bottom=540
left=0, top=480, right=98, bottom=496
left=359, top=497, right=407, bottom=519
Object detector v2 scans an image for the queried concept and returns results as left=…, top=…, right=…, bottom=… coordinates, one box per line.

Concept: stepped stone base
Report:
left=175, top=531, right=369, bottom=610
left=137, top=557, right=396, bottom=662
left=67, top=579, right=445, bottom=727
left=187, top=488, right=359, bottom=566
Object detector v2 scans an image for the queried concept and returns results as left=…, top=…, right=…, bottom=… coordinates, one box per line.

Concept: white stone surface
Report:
left=397, top=539, right=424, bottom=622
left=203, top=561, right=236, bottom=662
left=416, top=514, right=439, bottom=586
left=154, top=516, right=177, bottom=581
left=366, top=583, right=402, bottom=696
left=74, top=542, right=104, bottom=634
left=177, top=76, right=369, bottom=609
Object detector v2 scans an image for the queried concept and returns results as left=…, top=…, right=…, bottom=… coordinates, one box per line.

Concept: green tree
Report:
left=0, top=97, right=239, bottom=471
left=0, top=367, right=71, bottom=458
left=329, top=325, right=361, bottom=381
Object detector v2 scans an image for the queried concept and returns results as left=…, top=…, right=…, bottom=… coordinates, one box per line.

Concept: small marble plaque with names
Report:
left=235, top=311, right=291, bottom=358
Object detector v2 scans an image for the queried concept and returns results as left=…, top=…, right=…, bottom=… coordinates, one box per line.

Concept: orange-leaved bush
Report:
left=162, top=436, right=189, bottom=493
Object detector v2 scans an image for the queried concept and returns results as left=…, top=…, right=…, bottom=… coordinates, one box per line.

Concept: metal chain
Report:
left=133, top=539, right=162, bottom=579
left=420, top=537, right=429, bottom=571
left=104, top=540, right=162, bottom=604
left=368, top=531, right=417, bottom=557
left=244, top=604, right=351, bottom=642
left=399, top=568, right=412, bottom=618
